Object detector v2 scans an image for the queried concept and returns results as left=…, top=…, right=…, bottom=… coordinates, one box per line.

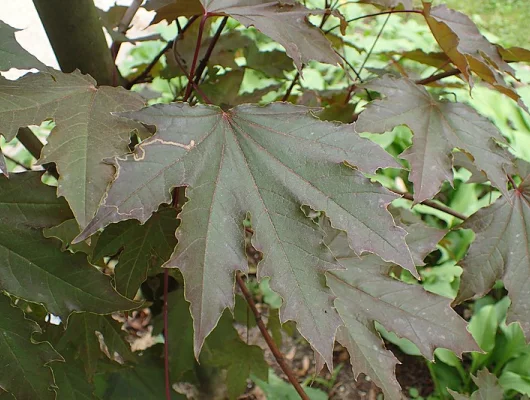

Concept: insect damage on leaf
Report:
left=76, top=102, right=414, bottom=367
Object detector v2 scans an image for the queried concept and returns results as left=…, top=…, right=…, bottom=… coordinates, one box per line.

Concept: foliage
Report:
left=0, top=0, right=529, bottom=399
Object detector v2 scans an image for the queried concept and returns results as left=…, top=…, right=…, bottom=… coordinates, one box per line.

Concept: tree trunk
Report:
left=32, top=0, right=120, bottom=86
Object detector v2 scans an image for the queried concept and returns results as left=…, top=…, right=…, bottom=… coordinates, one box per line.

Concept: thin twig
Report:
left=163, top=268, right=171, bottom=400
left=126, top=16, right=199, bottom=89
left=236, top=272, right=310, bottom=400
left=391, top=189, right=467, bottom=221
left=193, top=16, right=228, bottom=85
left=110, top=0, right=143, bottom=61
left=414, top=68, right=461, bottom=85
left=358, top=12, right=391, bottom=76
left=16, top=127, right=59, bottom=179
left=3, top=154, right=29, bottom=170
left=507, top=174, right=518, bottom=190
left=324, top=9, right=422, bottom=34
left=282, top=71, right=300, bottom=102
left=184, top=14, right=209, bottom=101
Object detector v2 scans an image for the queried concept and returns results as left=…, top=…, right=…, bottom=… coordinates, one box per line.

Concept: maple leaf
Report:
left=52, top=360, right=98, bottom=400
left=93, top=208, right=178, bottom=299
left=0, top=68, right=148, bottom=229
left=54, top=313, right=136, bottom=380
left=355, top=75, right=513, bottom=203
left=449, top=369, right=503, bottom=400
left=76, top=102, right=413, bottom=366
left=323, top=218, right=478, bottom=398
left=0, top=172, right=138, bottom=318
left=146, top=0, right=341, bottom=71
left=0, top=21, right=46, bottom=71
left=423, top=2, right=527, bottom=110
left=0, top=293, right=63, bottom=400
left=456, top=164, right=530, bottom=340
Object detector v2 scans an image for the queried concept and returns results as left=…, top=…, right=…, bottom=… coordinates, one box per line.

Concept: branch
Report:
left=193, top=17, right=229, bottom=85
left=184, top=14, right=209, bottom=101
left=391, top=189, right=467, bottom=221
left=282, top=71, right=300, bottom=102
left=110, top=0, right=144, bottom=61
left=236, top=272, right=310, bottom=400
left=33, top=0, right=121, bottom=86
left=3, top=154, right=29, bottom=171
left=163, top=268, right=171, bottom=400
left=126, top=16, right=199, bottom=89
left=17, top=127, right=59, bottom=179
left=414, top=68, right=461, bottom=85
left=324, top=9, right=423, bottom=34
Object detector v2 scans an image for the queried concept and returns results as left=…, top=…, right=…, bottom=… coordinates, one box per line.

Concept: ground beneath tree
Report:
left=237, top=321, right=434, bottom=399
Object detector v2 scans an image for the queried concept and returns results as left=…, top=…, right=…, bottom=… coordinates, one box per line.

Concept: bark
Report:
left=32, top=0, right=120, bottom=86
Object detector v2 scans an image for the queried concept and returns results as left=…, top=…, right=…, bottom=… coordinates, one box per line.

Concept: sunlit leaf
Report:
left=0, top=69, right=148, bottom=228
left=423, top=2, right=527, bottom=109
left=356, top=75, right=513, bottom=203
left=76, top=102, right=411, bottom=366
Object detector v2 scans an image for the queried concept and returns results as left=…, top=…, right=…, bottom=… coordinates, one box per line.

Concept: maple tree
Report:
left=0, top=0, right=529, bottom=399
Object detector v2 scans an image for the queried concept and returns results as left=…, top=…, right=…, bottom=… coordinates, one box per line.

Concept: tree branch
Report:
left=414, top=68, right=461, bottom=85
left=184, top=14, right=209, bottom=101
left=126, top=16, right=199, bottom=89
left=390, top=189, right=467, bottom=221
left=110, top=0, right=144, bottom=61
left=324, top=9, right=423, bottom=34
left=163, top=268, right=171, bottom=400
left=33, top=0, right=121, bottom=86
left=16, top=127, right=59, bottom=179
left=236, top=272, right=310, bottom=400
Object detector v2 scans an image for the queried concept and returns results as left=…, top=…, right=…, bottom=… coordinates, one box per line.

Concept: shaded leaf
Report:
left=43, top=219, right=93, bottom=255
left=423, top=2, right=526, bottom=109
left=244, top=44, right=293, bottom=78
left=0, top=173, right=138, bottom=319
left=356, top=75, right=513, bottom=203
left=205, top=311, right=268, bottom=400
left=0, top=69, right=147, bottom=228
left=0, top=21, right=46, bottom=71
left=55, top=313, right=136, bottom=380
left=0, top=293, right=62, bottom=400
left=53, top=361, right=98, bottom=400
left=456, top=168, right=530, bottom=340
left=76, top=102, right=411, bottom=366
left=449, top=369, right=503, bottom=400
left=93, top=347, right=184, bottom=400
left=150, top=0, right=341, bottom=71
left=324, top=219, right=478, bottom=398
left=93, top=208, right=178, bottom=298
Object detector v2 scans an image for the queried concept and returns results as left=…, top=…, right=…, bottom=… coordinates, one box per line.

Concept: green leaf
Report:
left=356, top=75, right=513, bottom=203
left=0, top=149, right=7, bottom=177
left=0, top=21, right=46, bottom=71
left=323, top=219, right=479, bottom=398
left=252, top=369, right=327, bottom=400
left=0, top=173, right=137, bottom=318
left=53, top=361, right=98, bottom=400
left=43, top=219, right=93, bottom=255
left=0, top=293, right=62, bottom=400
left=0, top=69, right=147, bottom=228
left=55, top=313, right=136, bottom=380
left=423, top=2, right=526, bottom=109
left=93, top=347, right=184, bottom=400
left=205, top=312, right=268, bottom=400
left=148, top=0, right=341, bottom=71
left=77, top=102, right=412, bottom=366
left=456, top=166, right=530, bottom=340
left=449, top=369, right=504, bottom=400
left=93, top=208, right=178, bottom=298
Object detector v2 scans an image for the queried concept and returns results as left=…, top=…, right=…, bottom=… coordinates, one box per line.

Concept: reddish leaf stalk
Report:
left=415, top=68, right=461, bottom=85
left=507, top=174, right=519, bottom=191
left=184, top=14, right=209, bottom=101
left=236, top=272, right=310, bottom=400
left=324, top=9, right=423, bottom=34
left=193, top=16, right=229, bottom=85
left=163, top=267, right=171, bottom=400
